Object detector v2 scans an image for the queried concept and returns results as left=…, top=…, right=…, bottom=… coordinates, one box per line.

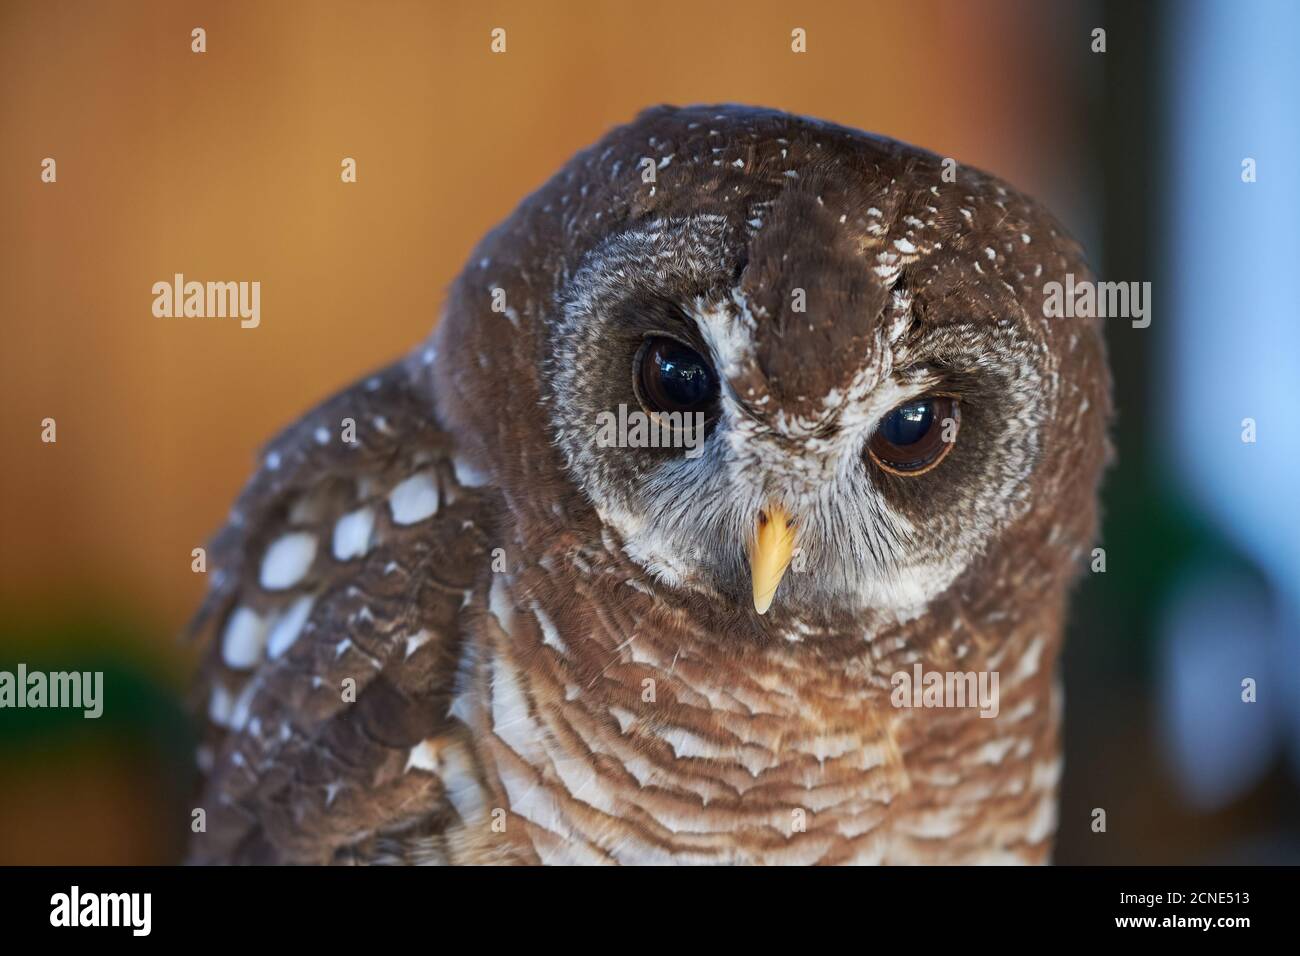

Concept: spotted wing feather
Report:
left=187, top=361, right=495, bottom=864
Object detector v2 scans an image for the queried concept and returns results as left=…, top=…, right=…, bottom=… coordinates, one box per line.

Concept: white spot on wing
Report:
left=266, top=595, right=315, bottom=659
left=208, top=683, right=235, bottom=726
left=388, top=471, right=439, bottom=524
left=452, top=456, right=490, bottom=488
left=332, top=506, right=375, bottom=560
left=222, top=607, right=269, bottom=669
left=260, top=532, right=317, bottom=590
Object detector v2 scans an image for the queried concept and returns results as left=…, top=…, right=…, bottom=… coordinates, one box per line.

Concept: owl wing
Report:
left=186, top=359, right=496, bottom=864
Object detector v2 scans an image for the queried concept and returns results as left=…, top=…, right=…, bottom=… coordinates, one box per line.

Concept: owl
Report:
left=187, top=105, right=1110, bottom=865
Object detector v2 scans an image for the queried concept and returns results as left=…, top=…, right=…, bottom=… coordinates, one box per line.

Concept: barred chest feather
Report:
left=431, top=558, right=1065, bottom=866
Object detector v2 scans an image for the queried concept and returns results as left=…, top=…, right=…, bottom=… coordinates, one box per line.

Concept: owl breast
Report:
left=436, top=553, right=1063, bottom=865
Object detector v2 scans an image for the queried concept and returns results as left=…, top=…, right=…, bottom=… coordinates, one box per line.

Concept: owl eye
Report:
left=634, top=337, right=719, bottom=416
left=867, top=396, right=959, bottom=476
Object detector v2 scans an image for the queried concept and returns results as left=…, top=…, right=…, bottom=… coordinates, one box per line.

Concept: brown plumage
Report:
left=188, top=105, right=1110, bottom=865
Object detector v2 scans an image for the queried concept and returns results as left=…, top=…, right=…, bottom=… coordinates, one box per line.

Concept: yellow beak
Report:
left=750, top=503, right=797, bottom=615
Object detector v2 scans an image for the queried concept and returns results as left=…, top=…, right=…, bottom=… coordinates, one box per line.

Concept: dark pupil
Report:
left=881, top=399, right=934, bottom=446
left=653, top=344, right=713, bottom=408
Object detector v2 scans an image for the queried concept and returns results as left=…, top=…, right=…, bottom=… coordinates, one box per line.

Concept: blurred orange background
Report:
left=0, top=0, right=1085, bottom=862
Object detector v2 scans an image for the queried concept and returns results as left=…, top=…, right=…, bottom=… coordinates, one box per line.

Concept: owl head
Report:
left=432, top=105, right=1110, bottom=634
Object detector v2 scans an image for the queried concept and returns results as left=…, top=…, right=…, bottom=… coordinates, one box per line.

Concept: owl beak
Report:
left=750, top=504, right=797, bottom=615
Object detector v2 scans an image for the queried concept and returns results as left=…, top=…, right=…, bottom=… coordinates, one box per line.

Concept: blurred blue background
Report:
left=1057, top=0, right=1300, bottom=863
